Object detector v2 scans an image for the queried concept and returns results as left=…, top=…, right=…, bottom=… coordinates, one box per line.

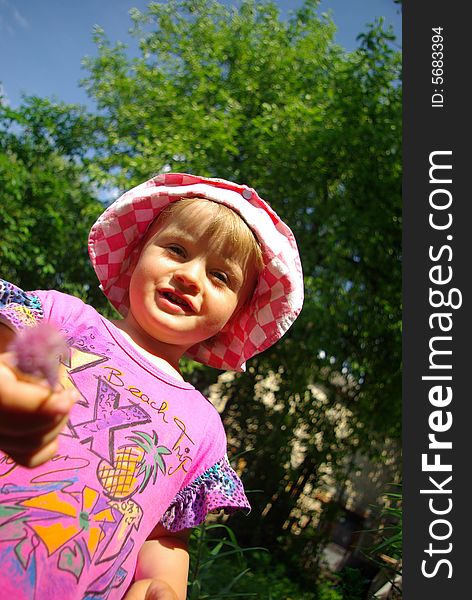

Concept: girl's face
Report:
left=125, top=203, right=258, bottom=361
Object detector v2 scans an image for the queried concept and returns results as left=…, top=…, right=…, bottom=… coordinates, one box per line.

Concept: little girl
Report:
left=0, top=172, right=303, bottom=600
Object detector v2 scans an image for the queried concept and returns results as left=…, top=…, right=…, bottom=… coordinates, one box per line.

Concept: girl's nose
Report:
left=173, top=260, right=203, bottom=292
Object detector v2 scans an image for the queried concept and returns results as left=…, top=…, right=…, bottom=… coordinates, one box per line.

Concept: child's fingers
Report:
left=0, top=412, right=70, bottom=453
left=0, top=389, right=77, bottom=434
left=40, top=388, right=80, bottom=416
left=0, top=357, right=78, bottom=417
left=0, top=351, right=51, bottom=384
left=0, top=410, right=66, bottom=436
left=0, top=375, right=58, bottom=413
left=10, top=437, right=60, bottom=468
left=0, top=360, right=51, bottom=408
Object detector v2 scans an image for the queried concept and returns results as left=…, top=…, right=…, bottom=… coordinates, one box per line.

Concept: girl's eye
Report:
left=211, top=271, right=229, bottom=284
left=167, top=245, right=185, bottom=257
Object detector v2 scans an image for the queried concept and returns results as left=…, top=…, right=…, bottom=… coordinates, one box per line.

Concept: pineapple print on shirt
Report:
left=97, top=431, right=172, bottom=500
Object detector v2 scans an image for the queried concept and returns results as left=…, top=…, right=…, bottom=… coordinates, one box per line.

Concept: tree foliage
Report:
left=0, top=98, right=106, bottom=306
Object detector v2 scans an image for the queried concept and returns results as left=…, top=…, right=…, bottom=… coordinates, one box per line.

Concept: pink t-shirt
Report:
left=0, top=280, right=250, bottom=599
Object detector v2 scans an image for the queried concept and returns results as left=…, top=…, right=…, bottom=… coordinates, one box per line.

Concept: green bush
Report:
left=187, top=523, right=315, bottom=599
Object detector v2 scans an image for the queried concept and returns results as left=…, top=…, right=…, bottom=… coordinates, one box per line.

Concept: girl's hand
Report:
left=128, top=525, right=190, bottom=600
left=0, top=355, right=77, bottom=467
left=123, top=578, right=179, bottom=600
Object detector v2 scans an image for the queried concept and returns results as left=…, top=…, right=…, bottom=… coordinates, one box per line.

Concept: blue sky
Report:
left=0, top=0, right=401, bottom=109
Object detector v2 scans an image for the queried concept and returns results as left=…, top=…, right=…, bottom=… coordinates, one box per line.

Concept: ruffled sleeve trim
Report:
left=160, top=455, right=251, bottom=532
left=0, top=280, right=43, bottom=331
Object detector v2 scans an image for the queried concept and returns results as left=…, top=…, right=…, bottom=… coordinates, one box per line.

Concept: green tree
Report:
left=0, top=98, right=107, bottom=307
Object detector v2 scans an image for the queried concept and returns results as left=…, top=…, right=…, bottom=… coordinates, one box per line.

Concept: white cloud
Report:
left=13, top=7, right=29, bottom=29
left=0, top=0, right=30, bottom=34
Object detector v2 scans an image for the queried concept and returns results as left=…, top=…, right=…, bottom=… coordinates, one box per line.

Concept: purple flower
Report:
left=8, top=323, right=68, bottom=386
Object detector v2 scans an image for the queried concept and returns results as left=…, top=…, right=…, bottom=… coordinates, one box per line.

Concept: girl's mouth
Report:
left=162, top=291, right=192, bottom=310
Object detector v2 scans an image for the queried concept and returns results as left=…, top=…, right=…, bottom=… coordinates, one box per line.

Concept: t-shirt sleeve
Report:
left=0, top=279, right=44, bottom=330
left=159, top=454, right=251, bottom=532
left=0, top=279, right=90, bottom=334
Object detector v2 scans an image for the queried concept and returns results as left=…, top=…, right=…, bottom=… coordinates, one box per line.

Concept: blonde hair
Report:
left=153, top=197, right=264, bottom=274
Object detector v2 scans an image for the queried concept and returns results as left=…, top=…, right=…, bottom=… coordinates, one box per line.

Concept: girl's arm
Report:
left=124, top=524, right=191, bottom=600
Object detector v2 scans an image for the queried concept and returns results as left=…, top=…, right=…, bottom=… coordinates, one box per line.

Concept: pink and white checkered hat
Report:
left=88, top=172, right=304, bottom=371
